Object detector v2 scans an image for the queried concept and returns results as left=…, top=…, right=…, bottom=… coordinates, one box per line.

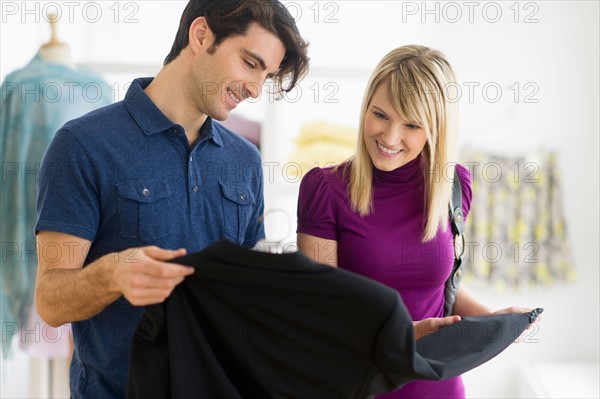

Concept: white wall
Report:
left=1, top=1, right=598, bottom=398
left=431, top=3, right=600, bottom=397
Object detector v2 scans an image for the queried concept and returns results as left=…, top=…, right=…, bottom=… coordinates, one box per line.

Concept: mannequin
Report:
left=38, top=13, right=75, bottom=69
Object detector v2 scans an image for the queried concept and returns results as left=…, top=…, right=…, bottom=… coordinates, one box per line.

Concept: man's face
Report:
left=190, top=23, right=286, bottom=121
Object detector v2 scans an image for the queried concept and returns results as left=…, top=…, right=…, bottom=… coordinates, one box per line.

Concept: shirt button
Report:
left=142, top=188, right=150, bottom=196
left=239, top=194, right=246, bottom=201
left=192, top=185, right=199, bottom=193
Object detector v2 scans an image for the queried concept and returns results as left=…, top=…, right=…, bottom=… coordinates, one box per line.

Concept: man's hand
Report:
left=110, top=246, right=194, bottom=306
left=413, top=315, right=461, bottom=340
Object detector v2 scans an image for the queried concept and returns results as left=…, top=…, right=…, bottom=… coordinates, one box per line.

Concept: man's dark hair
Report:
left=164, top=0, right=309, bottom=94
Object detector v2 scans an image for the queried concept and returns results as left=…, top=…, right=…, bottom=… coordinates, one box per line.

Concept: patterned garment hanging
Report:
left=459, top=149, right=575, bottom=289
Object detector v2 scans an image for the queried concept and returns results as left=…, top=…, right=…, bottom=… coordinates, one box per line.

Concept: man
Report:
left=34, top=0, right=309, bottom=397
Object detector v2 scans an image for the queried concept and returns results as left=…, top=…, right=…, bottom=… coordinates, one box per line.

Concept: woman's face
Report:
left=363, top=83, right=428, bottom=172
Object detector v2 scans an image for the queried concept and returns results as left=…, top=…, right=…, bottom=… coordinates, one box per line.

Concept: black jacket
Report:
left=128, top=240, right=539, bottom=399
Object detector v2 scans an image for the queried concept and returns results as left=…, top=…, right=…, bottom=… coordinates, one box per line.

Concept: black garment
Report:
left=128, top=240, right=539, bottom=399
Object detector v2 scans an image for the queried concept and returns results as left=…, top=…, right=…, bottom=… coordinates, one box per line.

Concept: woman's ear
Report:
left=188, top=16, right=210, bottom=53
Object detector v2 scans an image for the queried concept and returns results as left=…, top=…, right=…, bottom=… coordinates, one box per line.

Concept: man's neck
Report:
left=144, top=61, right=208, bottom=146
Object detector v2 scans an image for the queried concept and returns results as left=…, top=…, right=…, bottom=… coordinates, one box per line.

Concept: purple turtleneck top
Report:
left=297, top=155, right=472, bottom=398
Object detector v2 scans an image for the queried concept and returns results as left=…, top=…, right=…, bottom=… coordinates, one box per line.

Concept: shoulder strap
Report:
left=449, top=168, right=464, bottom=236
left=448, top=168, right=465, bottom=288
left=443, top=168, right=466, bottom=315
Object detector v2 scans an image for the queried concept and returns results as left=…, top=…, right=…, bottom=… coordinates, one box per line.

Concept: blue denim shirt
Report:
left=36, top=77, right=265, bottom=398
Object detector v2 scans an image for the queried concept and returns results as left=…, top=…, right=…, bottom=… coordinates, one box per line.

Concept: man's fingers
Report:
left=129, top=274, right=185, bottom=290
left=122, top=248, right=193, bottom=277
left=140, top=258, right=194, bottom=278
left=127, top=289, right=176, bottom=306
left=143, top=246, right=187, bottom=261
left=124, top=273, right=188, bottom=306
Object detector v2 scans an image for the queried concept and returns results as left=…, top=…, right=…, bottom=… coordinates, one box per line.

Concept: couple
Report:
left=34, top=1, right=529, bottom=398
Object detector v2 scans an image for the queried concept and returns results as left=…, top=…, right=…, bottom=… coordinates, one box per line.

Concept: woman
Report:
left=296, top=45, right=529, bottom=398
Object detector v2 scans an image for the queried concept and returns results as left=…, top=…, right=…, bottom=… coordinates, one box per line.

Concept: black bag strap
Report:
left=448, top=168, right=465, bottom=288
left=449, top=169, right=464, bottom=237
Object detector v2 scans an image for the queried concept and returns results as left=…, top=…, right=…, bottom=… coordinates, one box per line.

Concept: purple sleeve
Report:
left=296, top=168, right=338, bottom=240
left=455, top=163, right=473, bottom=220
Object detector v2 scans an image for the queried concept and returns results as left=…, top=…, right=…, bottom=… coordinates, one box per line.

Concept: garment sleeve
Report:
left=372, top=294, right=421, bottom=389
left=455, top=163, right=473, bottom=220
left=36, top=129, right=100, bottom=241
left=296, top=168, right=338, bottom=240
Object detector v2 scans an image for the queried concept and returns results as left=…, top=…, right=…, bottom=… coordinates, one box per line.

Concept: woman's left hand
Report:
left=492, top=306, right=543, bottom=343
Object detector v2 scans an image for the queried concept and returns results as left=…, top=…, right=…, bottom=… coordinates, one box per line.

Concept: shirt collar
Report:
left=204, top=120, right=223, bottom=147
left=372, top=153, right=423, bottom=184
left=197, top=116, right=223, bottom=147
left=124, top=77, right=173, bottom=135
left=124, top=77, right=222, bottom=147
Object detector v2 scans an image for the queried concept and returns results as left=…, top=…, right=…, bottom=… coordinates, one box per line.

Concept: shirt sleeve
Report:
left=36, top=129, right=100, bottom=241
left=455, top=163, right=473, bottom=220
left=296, top=167, right=338, bottom=241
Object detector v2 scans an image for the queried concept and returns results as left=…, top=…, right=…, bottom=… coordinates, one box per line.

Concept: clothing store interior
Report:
left=1, top=1, right=598, bottom=398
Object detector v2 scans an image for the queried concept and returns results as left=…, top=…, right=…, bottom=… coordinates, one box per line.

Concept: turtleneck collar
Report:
left=372, top=153, right=423, bottom=184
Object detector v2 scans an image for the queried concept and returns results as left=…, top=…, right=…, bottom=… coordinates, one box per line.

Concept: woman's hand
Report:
left=412, top=315, right=461, bottom=340
left=492, top=306, right=543, bottom=343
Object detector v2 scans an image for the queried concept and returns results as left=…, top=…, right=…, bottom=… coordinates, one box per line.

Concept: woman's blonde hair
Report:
left=346, top=45, right=459, bottom=242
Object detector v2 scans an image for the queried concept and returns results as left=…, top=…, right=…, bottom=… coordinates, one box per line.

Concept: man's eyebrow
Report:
left=241, top=49, right=267, bottom=71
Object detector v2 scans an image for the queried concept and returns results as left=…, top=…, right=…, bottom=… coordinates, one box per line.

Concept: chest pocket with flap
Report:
left=219, top=181, right=255, bottom=244
left=117, top=180, right=174, bottom=242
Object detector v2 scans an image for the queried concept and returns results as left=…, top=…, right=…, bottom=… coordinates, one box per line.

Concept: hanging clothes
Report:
left=460, top=148, right=575, bottom=289
left=0, top=52, right=112, bottom=357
